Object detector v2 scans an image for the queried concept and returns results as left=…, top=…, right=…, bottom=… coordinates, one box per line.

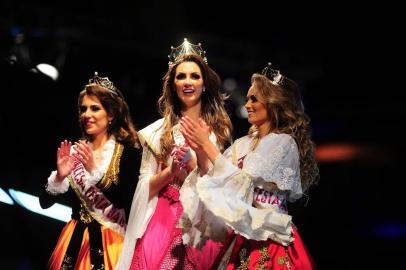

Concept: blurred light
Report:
left=372, top=222, right=406, bottom=239
left=36, top=63, right=59, bottom=81
left=223, top=78, right=237, bottom=93
left=0, top=188, right=14, bottom=205
left=10, top=26, right=23, bottom=38
left=8, top=189, right=71, bottom=222
left=316, top=143, right=363, bottom=162
left=237, top=105, right=248, bottom=118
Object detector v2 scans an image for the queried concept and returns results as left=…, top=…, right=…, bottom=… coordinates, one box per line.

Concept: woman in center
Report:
left=117, top=39, right=232, bottom=270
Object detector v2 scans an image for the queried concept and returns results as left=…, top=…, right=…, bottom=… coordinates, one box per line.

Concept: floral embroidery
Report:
left=237, top=247, right=250, bottom=270
left=61, top=255, right=73, bottom=269
left=79, top=204, right=93, bottom=224
left=243, top=134, right=302, bottom=199
left=256, top=246, right=270, bottom=270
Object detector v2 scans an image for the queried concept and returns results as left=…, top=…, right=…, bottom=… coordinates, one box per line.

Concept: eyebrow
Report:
left=176, top=71, right=201, bottom=74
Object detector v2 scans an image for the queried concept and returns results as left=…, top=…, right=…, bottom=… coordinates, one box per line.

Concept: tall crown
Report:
left=261, top=62, right=283, bottom=85
left=168, top=38, right=207, bottom=66
left=88, top=72, right=119, bottom=95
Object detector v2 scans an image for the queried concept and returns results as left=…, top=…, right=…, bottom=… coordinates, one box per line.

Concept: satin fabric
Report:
left=130, top=185, right=223, bottom=270
left=49, top=220, right=124, bottom=270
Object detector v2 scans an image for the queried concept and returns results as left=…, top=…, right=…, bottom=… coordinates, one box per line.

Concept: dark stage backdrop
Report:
left=0, top=1, right=403, bottom=269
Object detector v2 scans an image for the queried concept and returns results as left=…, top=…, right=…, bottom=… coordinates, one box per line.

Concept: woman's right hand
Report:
left=180, top=116, right=211, bottom=153
left=180, top=116, right=220, bottom=163
left=56, top=140, right=75, bottom=182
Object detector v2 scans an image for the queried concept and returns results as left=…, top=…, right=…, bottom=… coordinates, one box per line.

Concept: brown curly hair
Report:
left=157, top=54, right=232, bottom=160
left=78, top=83, right=140, bottom=148
left=248, top=73, right=319, bottom=192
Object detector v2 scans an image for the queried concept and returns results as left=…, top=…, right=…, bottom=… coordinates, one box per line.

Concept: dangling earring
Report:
left=202, top=87, right=206, bottom=92
left=109, top=121, right=112, bottom=125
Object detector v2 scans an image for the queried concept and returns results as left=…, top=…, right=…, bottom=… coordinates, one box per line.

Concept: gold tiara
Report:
left=168, top=38, right=207, bottom=66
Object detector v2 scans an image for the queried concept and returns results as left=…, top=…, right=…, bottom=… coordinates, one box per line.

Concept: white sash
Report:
left=68, top=158, right=126, bottom=235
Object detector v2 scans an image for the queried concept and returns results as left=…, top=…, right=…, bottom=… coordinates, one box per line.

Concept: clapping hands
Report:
left=73, top=140, right=96, bottom=174
left=55, top=140, right=97, bottom=182
left=170, top=144, right=194, bottom=173
left=180, top=116, right=211, bottom=153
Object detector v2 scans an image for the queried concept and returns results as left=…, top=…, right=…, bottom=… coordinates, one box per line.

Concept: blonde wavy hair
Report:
left=248, top=73, right=319, bottom=192
left=157, top=54, right=232, bottom=160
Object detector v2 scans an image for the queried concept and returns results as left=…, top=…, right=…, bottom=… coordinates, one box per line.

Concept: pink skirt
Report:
left=130, top=185, right=223, bottom=270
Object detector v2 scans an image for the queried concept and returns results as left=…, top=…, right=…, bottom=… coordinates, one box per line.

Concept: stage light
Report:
left=372, top=222, right=406, bottom=238
left=36, top=63, right=59, bottom=81
left=223, top=78, right=237, bottom=93
left=0, top=188, right=14, bottom=205
left=237, top=105, right=248, bottom=119
left=8, top=189, right=71, bottom=222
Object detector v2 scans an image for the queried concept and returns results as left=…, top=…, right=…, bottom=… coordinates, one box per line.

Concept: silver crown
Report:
left=168, top=38, right=207, bottom=66
left=261, top=62, right=283, bottom=85
left=88, top=72, right=118, bottom=95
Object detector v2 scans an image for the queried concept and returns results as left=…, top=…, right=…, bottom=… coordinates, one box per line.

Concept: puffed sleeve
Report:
left=180, top=134, right=298, bottom=247
left=244, top=133, right=302, bottom=200
left=179, top=144, right=233, bottom=248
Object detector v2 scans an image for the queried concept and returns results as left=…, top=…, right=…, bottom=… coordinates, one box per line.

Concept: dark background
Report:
left=0, top=1, right=404, bottom=269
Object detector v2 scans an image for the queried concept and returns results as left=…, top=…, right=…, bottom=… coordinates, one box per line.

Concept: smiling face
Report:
left=174, top=61, right=204, bottom=110
left=245, top=84, right=271, bottom=128
left=79, top=94, right=113, bottom=139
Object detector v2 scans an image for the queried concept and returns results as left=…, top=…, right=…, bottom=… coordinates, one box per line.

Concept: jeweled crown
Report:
left=88, top=72, right=118, bottom=95
left=168, top=38, right=207, bottom=66
left=261, top=62, right=283, bottom=85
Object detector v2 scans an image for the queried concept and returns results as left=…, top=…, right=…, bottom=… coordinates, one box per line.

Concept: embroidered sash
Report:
left=68, top=143, right=126, bottom=235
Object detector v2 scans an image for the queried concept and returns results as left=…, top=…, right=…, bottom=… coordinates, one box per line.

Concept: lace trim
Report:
left=161, top=184, right=180, bottom=202
left=244, top=149, right=299, bottom=193
left=45, top=171, right=70, bottom=195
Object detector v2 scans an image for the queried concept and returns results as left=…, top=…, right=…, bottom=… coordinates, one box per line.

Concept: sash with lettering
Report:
left=68, top=157, right=126, bottom=235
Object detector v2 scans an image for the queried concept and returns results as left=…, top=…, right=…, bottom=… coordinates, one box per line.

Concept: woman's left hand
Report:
left=171, top=144, right=196, bottom=173
left=74, top=140, right=96, bottom=174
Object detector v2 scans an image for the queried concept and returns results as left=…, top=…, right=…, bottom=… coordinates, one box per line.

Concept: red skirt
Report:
left=226, top=227, right=316, bottom=270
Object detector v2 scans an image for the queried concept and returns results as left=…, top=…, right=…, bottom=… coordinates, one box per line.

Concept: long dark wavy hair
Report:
left=157, top=54, right=232, bottom=160
left=248, top=73, right=319, bottom=191
left=78, top=83, right=140, bottom=148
